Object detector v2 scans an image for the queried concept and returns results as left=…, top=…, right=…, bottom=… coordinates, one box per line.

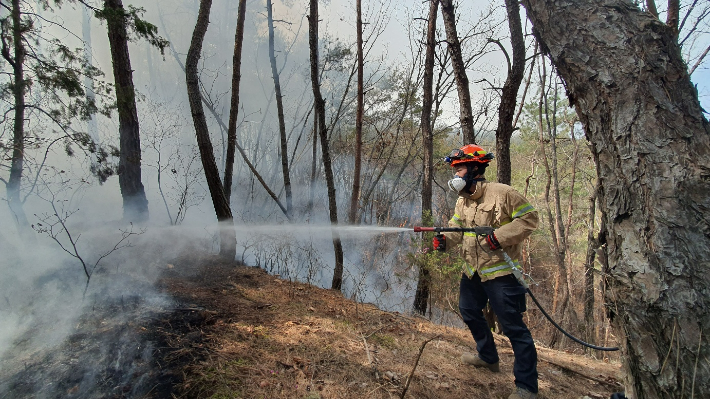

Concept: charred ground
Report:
left=0, top=255, right=624, bottom=398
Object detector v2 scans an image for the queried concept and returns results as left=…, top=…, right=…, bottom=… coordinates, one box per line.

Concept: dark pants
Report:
left=459, top=273, right=538, bottom=393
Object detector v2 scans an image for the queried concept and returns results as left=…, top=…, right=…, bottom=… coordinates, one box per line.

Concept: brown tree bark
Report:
left=584, top=180, right=600, bottom=354
left=267, top=0, right=292, bottom=218
left=104, top=0, right=149, bottom=223
left=439, top=0, right=475, bottom=144
left=349, top=0, right=364, bottom=225
left=536, top=66, right=569, bottom=347
left=522, top=1, right=710, bottom=397
left=548, top=84, right=570, bottom=333
left=645, top=0, right=659, bottom=18
left=414, top=0, right=439, bottom=316
left=223, top=0, right=247, bottom=204
left=4, top=0, right=30, bottom=231
left=495, top=0, right=526, bottom=185
left=666, top=0, right=680, bottom=37
left=185, top=0, right=236, bottom=259
left=308, top=0, right=345, bottom=291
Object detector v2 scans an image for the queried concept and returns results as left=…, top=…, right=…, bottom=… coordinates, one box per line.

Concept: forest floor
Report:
left=0, top=254, right=625, bottom=399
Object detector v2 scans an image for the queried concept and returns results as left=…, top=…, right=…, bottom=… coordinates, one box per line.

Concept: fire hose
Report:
left=413, top=226, right=619, bottom=352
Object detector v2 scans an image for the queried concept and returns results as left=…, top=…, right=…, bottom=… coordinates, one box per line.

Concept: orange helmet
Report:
left=445, top=144, right=494, bottom=166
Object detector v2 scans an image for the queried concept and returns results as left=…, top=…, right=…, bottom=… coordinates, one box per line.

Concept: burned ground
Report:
left=0, top=255, right=624, bottom=398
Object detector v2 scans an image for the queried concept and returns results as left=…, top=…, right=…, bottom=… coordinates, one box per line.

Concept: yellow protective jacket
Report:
left=443, top=180, right=538, bottom=281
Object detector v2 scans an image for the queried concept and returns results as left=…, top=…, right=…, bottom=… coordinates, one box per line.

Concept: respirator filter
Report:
left=448, top=176, right=466, bottom=193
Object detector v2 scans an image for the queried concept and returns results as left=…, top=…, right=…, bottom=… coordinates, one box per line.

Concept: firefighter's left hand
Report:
left=433, top=234, right=446, bottom=252
left=485, top=233, right=501, bottom=250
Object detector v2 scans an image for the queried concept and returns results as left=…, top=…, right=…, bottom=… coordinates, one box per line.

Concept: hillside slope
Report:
left=0, top=254, right=624, bottom=398
left=158, top=255, right=624, bottom=399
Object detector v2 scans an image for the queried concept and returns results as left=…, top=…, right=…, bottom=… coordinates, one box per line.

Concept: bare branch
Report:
left=689, top=43, right=710, bottom=75
left=487, top=37, right=511, bottom=74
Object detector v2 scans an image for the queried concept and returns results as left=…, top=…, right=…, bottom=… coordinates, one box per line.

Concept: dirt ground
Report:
left=0, top=254, right=625, bottom=399
left=156, top=255, right=624, bottom=399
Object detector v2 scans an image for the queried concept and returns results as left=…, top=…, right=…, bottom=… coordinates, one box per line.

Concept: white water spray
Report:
left=234, top=224, right=412, bottom=238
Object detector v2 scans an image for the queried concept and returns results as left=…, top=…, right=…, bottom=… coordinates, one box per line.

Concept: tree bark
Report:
left=536, top=65, right=569, bottom=347
left=349, top=0, right=364, bottom=225
left=267, top=0, right=292, bottom=218
left=308, top=0, right=344, bottom=291
left=414, top=0, right=439, bottom=316
left=82, top=6, right=99, bottom=168
left=522, top=1, right=710, bottom=397
left=666, top=0, right=680, bottom=38
left=439, top=0, right=475, bottom=144
left=223, top=0, right=247, bottom=204
left=186, top=0, right=236, bottom=260
left=584, top=180, right=600, bottom=354
left=104, top=0, right=149, bottom=223
left=547, top=84, right=571, bottom=337
left=5, top=0, right=29, bottom=231
left=645, top=0, right=659, bottom=18
left=495, top=0, right=526, bottom=185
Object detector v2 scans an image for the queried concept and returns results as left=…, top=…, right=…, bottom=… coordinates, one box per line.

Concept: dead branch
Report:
left=400, top=334, right=440, bottom=399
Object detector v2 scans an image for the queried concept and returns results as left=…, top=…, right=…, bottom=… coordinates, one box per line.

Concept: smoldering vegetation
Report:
left=0, top=224, right=215, bottom=398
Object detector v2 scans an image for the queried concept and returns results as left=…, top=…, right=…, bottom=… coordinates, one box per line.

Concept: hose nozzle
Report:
left=413, top=226, right=435, bottom=232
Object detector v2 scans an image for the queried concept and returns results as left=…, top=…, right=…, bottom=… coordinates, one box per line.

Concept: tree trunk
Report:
left=82, top=6, right=99, bottom=169
left=5, top=0, right=30, bottom=231
left=185, top=0, right=236, bottom=260
left=495, top=0, right=526, bottom=185
left=267, top=0, right=292, bottom=218
left=349, top=0, right=364, bottom=225
left=439, top=0, right=475, bottom=144
left=548, top=84, right=570, bottom=329
left=522, top=1, right=710, bottom=397
left=414, top=0, right=439, bottom=316
left=223, top=0, right=247, bottom=204
left=308, top=0, right=344, bottom=291
left=308, top=115, right=318, bottom=215
left=537, top=73, right=570, bottom=347
left=584, top=180, right=600, bottom=354
left=104, top=0, right=149, bottom=223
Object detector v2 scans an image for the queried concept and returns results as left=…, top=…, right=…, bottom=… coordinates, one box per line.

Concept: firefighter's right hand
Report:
left=433, top=234, right=446, bottom=252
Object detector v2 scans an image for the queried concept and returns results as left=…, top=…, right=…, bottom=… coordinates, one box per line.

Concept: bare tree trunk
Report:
left=666, top=0, right=680, bottom=37
left=439, top=0, right=475, bottom=144
left=82, top=6, right=99, bottom=168
left=308, top=0, right=344, bottom=291
left=158, top=5, right=289, bottom=220
left=584, top=179, right=600, bottom=355
left=223, top=0, right=247, bottom=204
left=267, top=0, right=292, bottom=218
left=185, top=0, right=236, bottom=260
left=413, top=0, right=439, bottom=315
left=308, top=116, right=317, bottom=215
left=522, top=1, right=710, bottom=397
left=536, top=64, right=569, bottom=347
left=645, top=0, right=659, bottom=18
left=495, top=0, right=526, bottom=185
left=349, top=0, right=364, bottom=225
left=104, top=0, right=149, bottom=223
left=548, top=83, right=570, bottom=330
left=5, top=0, right=30, bottom=231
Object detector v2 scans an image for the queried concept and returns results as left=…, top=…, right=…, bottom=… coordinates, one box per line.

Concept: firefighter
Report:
left=433, top=144, right=539, bottom=399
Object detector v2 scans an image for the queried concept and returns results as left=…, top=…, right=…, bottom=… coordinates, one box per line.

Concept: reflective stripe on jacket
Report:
left=443, top=180, right=538, bottom=281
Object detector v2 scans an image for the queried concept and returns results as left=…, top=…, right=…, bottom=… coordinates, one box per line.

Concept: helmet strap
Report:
left=463, top=164, right=485, bottom=193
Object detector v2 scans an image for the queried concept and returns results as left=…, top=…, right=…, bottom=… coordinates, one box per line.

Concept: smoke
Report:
left=0, top=206, right=222, bottom=397
left=0, top=1, right=449, bottom=395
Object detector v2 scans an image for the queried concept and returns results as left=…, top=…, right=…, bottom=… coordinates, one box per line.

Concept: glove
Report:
left=433, top=234, right=446, bottom=252
left=485, top=233, right=501, bottom=250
